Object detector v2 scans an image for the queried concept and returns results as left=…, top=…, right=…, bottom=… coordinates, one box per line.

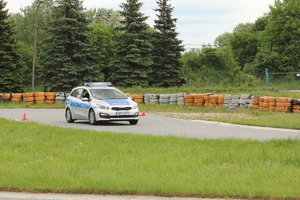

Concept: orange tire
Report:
left=259, top=97, right=265, bottom=102
left=275, top=107, right=284, bottom=112
left=11, top=93, right=22, bottom=98
left=11, top=97, right=22, bottom=102
left=34, top=92, right=45, bottom=97
left=269, top=97, right=276, bottom=102
left=184, top=95, right=195, bottom=99
left=46, top=96, right=56, bottom=100
left=269, top=106, right=276, bottom=111
left=194, top=99, right=205, bottom=103
left=252, top=100, right=259, bottom=105
left=184, top=99, right=194, bottom=103
left=276, top=102, right=286, bottom=107
left=23, top=93, right=34, bottom=97
left=23, top=97, right=34, bottom=102
left=1, top=93, right=10, bottom=99
left=134, top=99, right=144, bottom=103
left=285, top=103, right=291, bottom=107
left=269, top=102, right=276, bottom=106
left=45, top=92, right=56, bottom=97
left=35, top=96, right=46, bottom=101
left=276, top=97, right=291, bottom=103
left=194, top=94, right=205, bottom=99
left=263, top=103, right=269, bottom=108
left=45, top=100, right=55, bottom=104
left=195, top=103, right=204, bottom=107
left=134, top=95, right=144, bottom=99
left=264, top=97, right=269, bottom=103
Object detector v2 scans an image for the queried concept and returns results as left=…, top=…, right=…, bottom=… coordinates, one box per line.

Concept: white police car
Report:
left=65, top=82, right=139, bottom=125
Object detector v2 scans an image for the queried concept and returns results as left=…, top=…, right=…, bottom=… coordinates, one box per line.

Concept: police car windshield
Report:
left=89, top=88, right=127, bottom=100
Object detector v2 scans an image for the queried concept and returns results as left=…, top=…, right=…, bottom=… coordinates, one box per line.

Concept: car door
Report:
left=69, top=88, right=84, bottom=119
left=76, top=89, right=92, bottom=119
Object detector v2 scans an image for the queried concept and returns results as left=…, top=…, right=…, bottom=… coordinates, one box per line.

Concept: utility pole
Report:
left=32, top=0, right=43, bottom=92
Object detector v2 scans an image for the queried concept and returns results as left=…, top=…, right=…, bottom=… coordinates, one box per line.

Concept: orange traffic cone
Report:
left=22, top=113, right=28, bottom=120
left=139, top=111, right=146, bottom=116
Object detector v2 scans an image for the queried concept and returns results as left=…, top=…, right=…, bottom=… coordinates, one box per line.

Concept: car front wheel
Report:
left=89, top=109, right=97, bottom=125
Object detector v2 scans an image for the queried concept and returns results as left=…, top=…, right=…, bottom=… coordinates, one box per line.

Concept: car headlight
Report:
left=132, top=103, right=138, bottom=110
left=97, top=104, right=110, bottom=110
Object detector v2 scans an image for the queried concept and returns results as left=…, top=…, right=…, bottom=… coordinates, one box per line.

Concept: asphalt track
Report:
left=0, top=109, right=300, bottom=141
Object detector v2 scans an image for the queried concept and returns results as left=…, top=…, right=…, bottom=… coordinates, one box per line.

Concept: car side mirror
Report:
left=128, top=97, right=132, bottom=100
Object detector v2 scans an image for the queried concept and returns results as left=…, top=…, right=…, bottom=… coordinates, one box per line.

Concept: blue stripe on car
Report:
left=66, top=99, right=91, bottom=109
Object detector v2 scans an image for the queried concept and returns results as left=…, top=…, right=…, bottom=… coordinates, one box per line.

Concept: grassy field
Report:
left=0, top=118, right=300, bottom=199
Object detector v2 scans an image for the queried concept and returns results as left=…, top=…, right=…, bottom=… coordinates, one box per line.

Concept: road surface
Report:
left=0, top=109, right=300, bottom=141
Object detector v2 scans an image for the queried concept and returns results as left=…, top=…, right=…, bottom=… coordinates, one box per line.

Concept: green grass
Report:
left=0, top=118, right=300, bottom=199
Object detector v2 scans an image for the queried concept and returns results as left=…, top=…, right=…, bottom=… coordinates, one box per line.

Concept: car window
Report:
left=82, top=89, right=90, bottom=99
left=90, top=89, right=127, bottom=100
left=70, top=89, right=83, bottom=99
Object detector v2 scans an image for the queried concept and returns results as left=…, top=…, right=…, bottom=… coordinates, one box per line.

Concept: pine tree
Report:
left=41, top=0, right=101, bottom=92
left=0, top=0, right=25, bottom=93
left=109, top=0, right=153, bottom=88
left=150, top=0, right=185, bottom=87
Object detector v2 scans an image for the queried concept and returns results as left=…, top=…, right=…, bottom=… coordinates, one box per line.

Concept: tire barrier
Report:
left=169, top=94, right=178, bottom=105
left=149, top=94, right=159, bottom=105
left=23, top=93, right=35, bottom=104
left=34, top=92, right=46, bottom=103
left=45, top=92, right=56, bottom=104
left=177, top=93, right=185, bottom=106
left=144, top=94, right=154, bottom=104
left=0, top=92, right=68, bottom=104
left=159, top=94, right=170, bottom=105
left=133, top=95, right=144, bottom=104
left=0, top=91, right=299, bottom=114
left=184, top=94, right=195, bottom=106
left=55, top=92, right=65, bottom=103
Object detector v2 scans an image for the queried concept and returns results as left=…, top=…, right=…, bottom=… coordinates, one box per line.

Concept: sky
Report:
left=6, top=0, right=275, bottom=50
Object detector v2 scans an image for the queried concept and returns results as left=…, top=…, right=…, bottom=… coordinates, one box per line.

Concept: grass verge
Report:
left=0, top=118, right=300, bottom=199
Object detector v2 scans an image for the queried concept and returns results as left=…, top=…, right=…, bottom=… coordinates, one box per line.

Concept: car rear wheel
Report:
left=65, top=108, right=75, bottom=123
left=89, top=109, right=97, bottom=125
left=129, top=120, right=138, bottom=125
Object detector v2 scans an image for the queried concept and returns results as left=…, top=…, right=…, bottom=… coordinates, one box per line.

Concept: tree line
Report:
left=1, top=0, right=300, bottom=92
left=0, top=0, right=184, bottom=92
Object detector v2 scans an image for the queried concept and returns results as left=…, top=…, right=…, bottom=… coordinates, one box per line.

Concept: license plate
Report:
left=116, top=112, right=129, bottom=116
